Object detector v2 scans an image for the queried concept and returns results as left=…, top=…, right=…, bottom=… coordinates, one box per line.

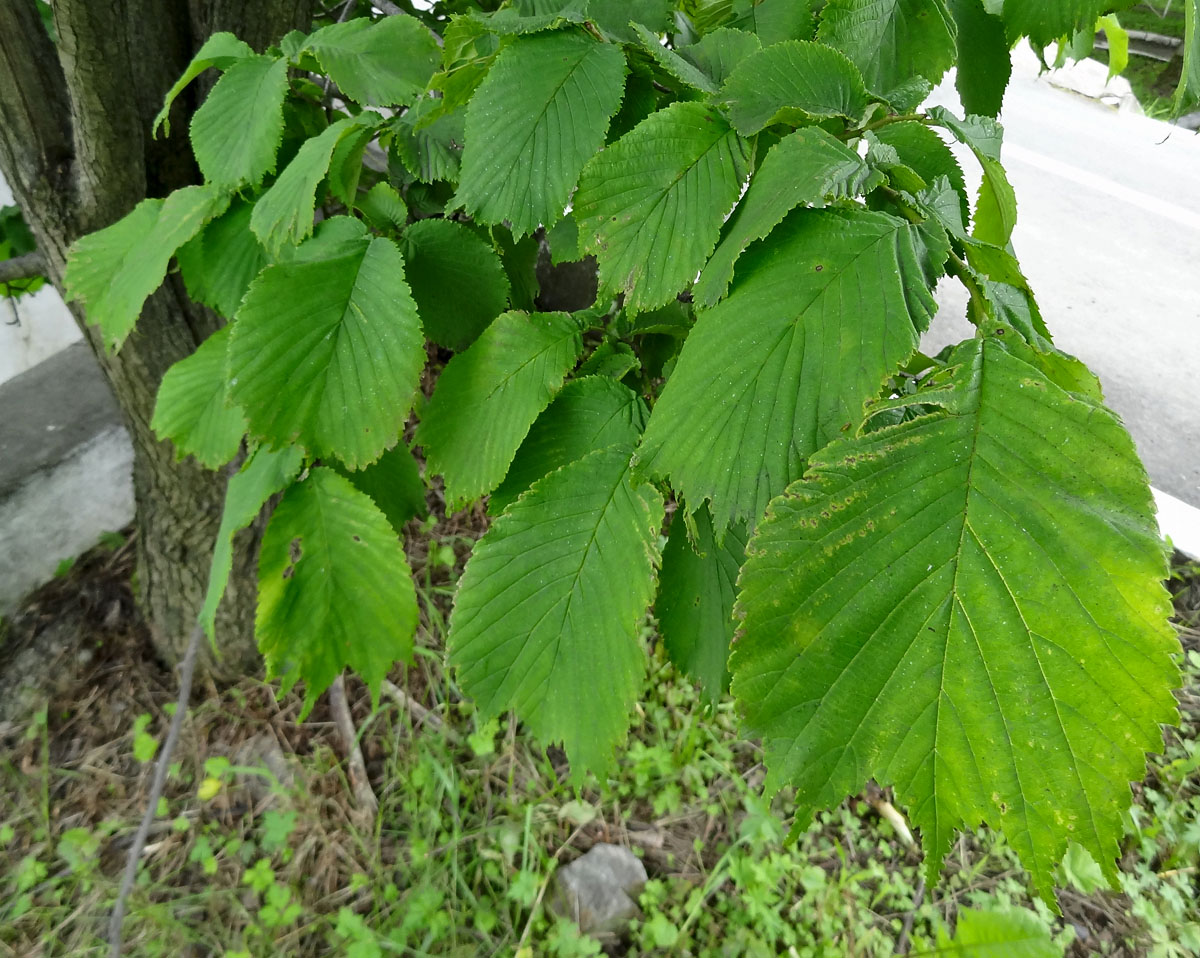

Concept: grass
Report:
left=1, top=533, right=1199, bottom=956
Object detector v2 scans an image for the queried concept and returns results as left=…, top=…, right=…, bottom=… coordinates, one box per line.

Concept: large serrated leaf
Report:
left=200, top=444, right=305, bottom=639
left=639, top=208, right=947, bottom=532
left=258, top=467, right=418, bottom=713
left=695, top=126, right=878, bottom=307
left=657, top=506, right=746, bottom=705
left=732, top=336, right=1180, bottom=903
left=397, top=218, right=510, bottom=351
left=1000, top=0, right=1112, bottom=47
left=947, top=0, right=1012, bottom=117
left=589, top=0, right=672, bottom=43
left=489, top=376, right=648, bottom=515
left=631, top=22, right=719, bottom=94
left=229, top=227, right=424, bottom=469
left=190, top=55, right=289, bottom=189
left=678, top=28, right=762, bottom=88
left=817, top=0, right=957, bottom=95
left=177, top=199, right=270, bottom=319
left=575, top=101, right=751, bottom=312
left=65, top=185, right=230, bottom=349
left=454, top=30, right=626, bottom=237
left=728, top=0, right=817, bottom=44
left=416, top=310, right=582, bottom=512
left=719, top=40, right=871, bottom=135
left=152, top=325, right=246, bottom=469
left=934, top=907, right=1062, bottom=957
left=302, top=15, right=440, bottom=106
left=251, top=115, right=376, bottom=255
left=448, top=445, right=664, bottom=778
left=339, top=443, right=427, bottom=532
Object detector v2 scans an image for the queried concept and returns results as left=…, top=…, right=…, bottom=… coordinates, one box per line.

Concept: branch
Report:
left=0, top=252, right=46, bottom=284
left=108, top=622, right=203, bottom=958
left=329, top=674, right=379, bottom=818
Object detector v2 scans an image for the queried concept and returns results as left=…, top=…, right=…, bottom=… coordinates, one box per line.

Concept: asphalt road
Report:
left=923, top=47, right=1200, bottom=508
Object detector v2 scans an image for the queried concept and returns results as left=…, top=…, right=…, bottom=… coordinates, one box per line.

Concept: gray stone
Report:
left=550, top=843, right=647, bottom=937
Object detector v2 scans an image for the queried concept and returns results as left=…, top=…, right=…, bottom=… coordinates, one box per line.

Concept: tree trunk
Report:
left=0, top=0, right=315, bottom=678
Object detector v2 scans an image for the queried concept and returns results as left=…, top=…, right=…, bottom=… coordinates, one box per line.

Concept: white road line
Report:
left=1154, top=487, right=1200, bottom=559
left=1005, top=142, right=1200, bottom=233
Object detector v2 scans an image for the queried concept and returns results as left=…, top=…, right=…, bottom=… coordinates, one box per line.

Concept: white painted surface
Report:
left=1154, top=487, right=1200, bottom=559
left=0, top=169, right=83, bottom=387
left=0, top=426, right=135, bottom=611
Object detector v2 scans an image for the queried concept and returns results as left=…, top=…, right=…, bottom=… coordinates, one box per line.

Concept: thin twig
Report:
left=0, top=251, right=46, bottom=284
left=108, top=622, right=203, bottom=958
left=894, top=876, right=926, bottom=955
left=380, top=677, right=459, bottom=742
left=329, top=674, right=379, bottom=817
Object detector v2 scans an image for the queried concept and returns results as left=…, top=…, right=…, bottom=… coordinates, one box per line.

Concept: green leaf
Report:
left=639, top=208, right=947, bottom=531
left=589, top=0, right=673, bottom=43
left=657, top=506, right=746, bottom=705
left=454, top=30, right=627, bottom=237
left=999, top=0, right=1111, bottom=46
left=677, top=28, right=762, bottom=88
left=631, top=22, right=720, bottom=94
left=489, top=376, right=648, bottom=515
left=397, top=218, right=510, bottom=351
left=1175, top=0, right=1200, bottom=112
left=200, top=444, right=304, bottom=639
left=154, top=32, right=253, bottom=136
left=65, top=185, right=230, bottom=349
left=932, top=907, right=1063, bottom=957
left=251, top=115, right=376, bottom=255
left=416, top=310, right=583, bottom=511
left=258, top=467, right=418, bottom=713
left=177, top=199, right=270, bottom=318
left=477, top=0, right=590, bottom=34
left=947, top=0, right=1012, bottom=117
left=229, top=228, right=425, bottom=469
left=720, top=40, right=872, bottom=135
left=190, top=55, right=290, bottom=189
left=357, top=182, right=408, bottom=231
left=728, top=0, right=817, bottom=44
left=152, top=326, right=246, bottom=469
left=732, top=336, right=1179, bottom=902
left=391, top=97, right=465, bottom=185
left=340, top=443, right=427, bottom=532
left=302, top=15, right=440, bottom=106
left=1097, top=15, right=1128, bottom=81
left=817, top=0, right=957, bottom=95
left=695, top=126, right=878, bottom=307
left=575, top=102, right=752, bottom=312
left=871, top=120, right=970, bottom=226
left=448, top=445, right=664, bottom=778
left=928, top=106, right=1017, bottom=247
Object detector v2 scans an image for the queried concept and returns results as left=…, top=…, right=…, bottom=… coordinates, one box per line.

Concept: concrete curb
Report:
left=1154, top=487, right=1200, bottom=561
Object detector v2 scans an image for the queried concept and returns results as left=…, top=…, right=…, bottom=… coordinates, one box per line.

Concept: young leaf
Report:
left=639, top=208, right=947, bottom=531
left=947, top=0, right=1012, bottom=117
left=229, top=227, right=424, bottom=469
left=574, top=102, right=751, bottom=312
left=65, top=185, right=230, bottom=349
left=631, top=22, right=720, bottom=94
left=448, top=445, right=664, bottom=779
left=928, top=106, right=1017, bottom=247
left=190, top=54, right=289, bottom=189
left=397, top=218, right=510, bottom=350
left=817, top=0, right=957, bottom=95
left=489, top=376, right=648, bottom=515
left=934, top=908, right=1062, bottom=957
left=719, top=39, right=872, bottom=135
left=415, top=310, right=583, bottom=511
left=657, top=507, right=746, bottom=705
left=391, top=97, right=465, bottom=185
left=870, top=120, right=970, bottom=226
left=732, top=336, right=1180, bottom=903
left=154, top=32, right=253, bottom=136
left=152, top=325, right=246, bottom=469
left=200, top=444, right=305, bottom=639
left=302, top=15, right=440, bottom=106
left=678, top=28, right=762, bottom=88
left=339, top=443, right=427, bottom=532
left=258, top=467, right=418, bottom=713
left=453, top=30, right=626, bottom=237
left=251, top=115, right=376, bottom=255
left=695, top=126, right=878, bottom=306
left=357, top=182, right=408, bottom=231
left=177, top=199, right=270, bottom=318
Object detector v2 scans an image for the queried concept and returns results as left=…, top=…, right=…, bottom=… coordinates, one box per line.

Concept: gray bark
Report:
left=0, top=0, right=315, bottom=677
